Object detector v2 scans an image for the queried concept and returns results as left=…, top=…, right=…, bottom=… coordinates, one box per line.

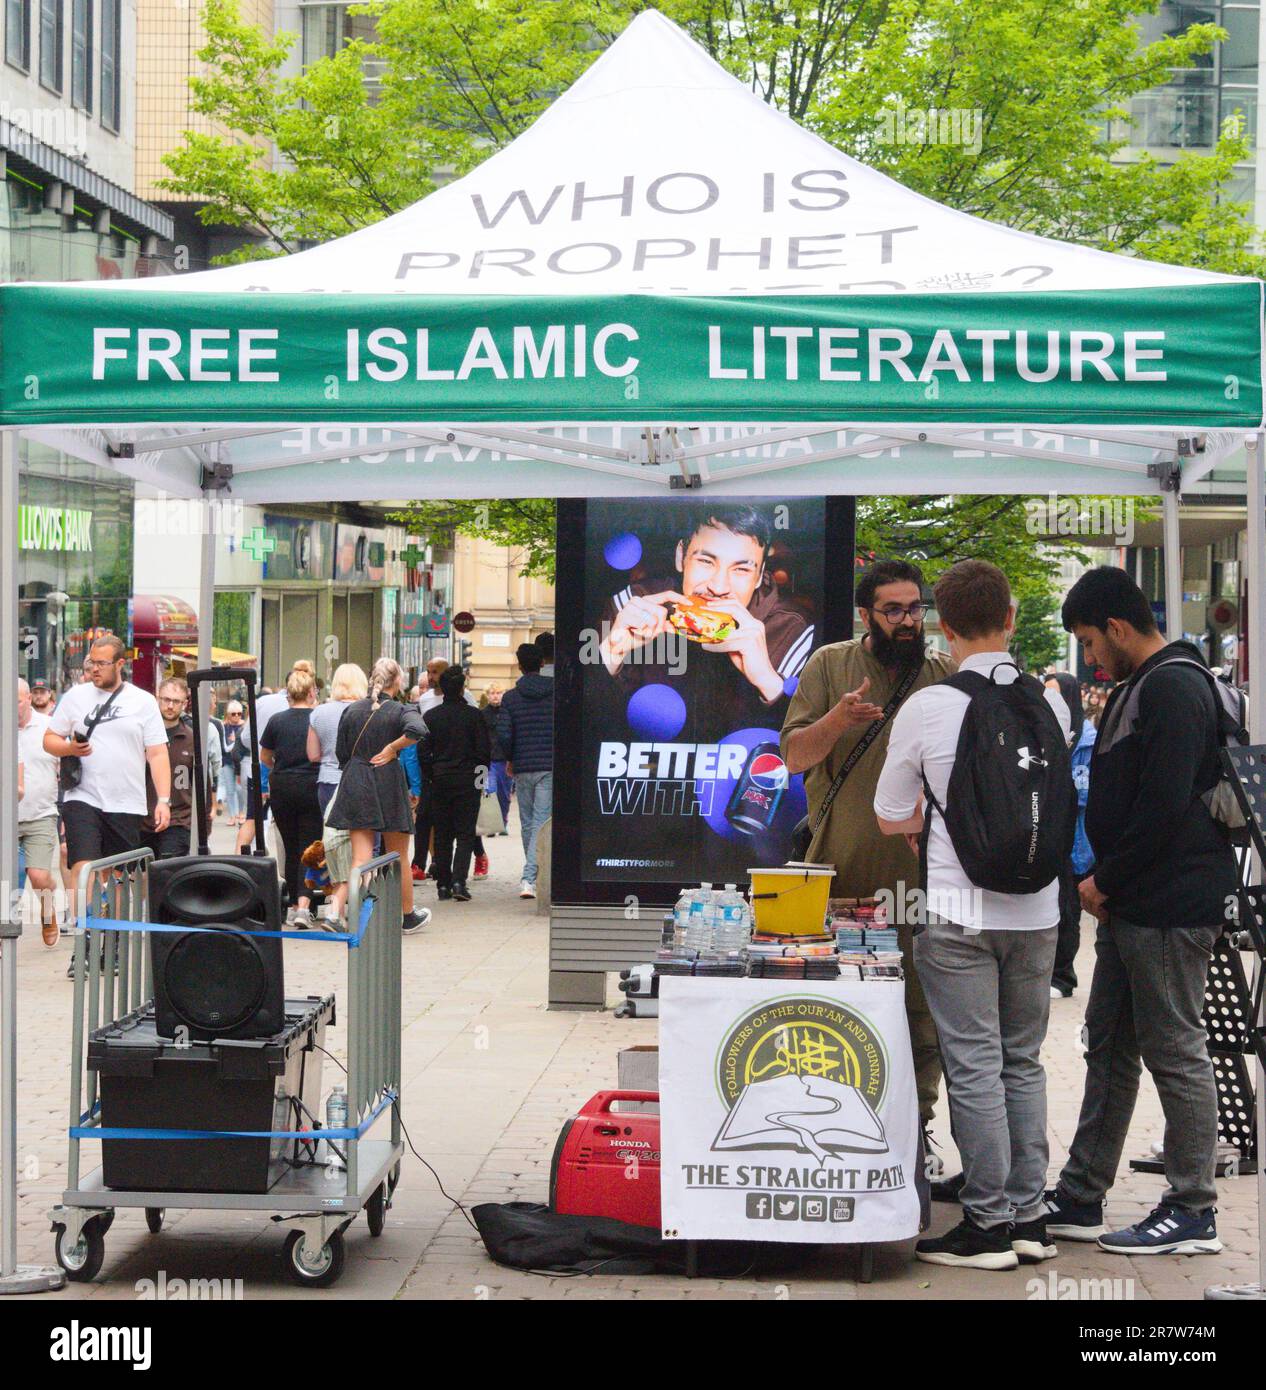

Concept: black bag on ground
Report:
left=923, top=663, right=1076, bottom=895
left=472, top=1202, right=816, bottom=1277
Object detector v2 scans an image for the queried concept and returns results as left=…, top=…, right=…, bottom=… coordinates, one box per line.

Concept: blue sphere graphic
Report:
left=604, top=532, right=643, bottom=570
left=626, top=683, right=687, bottom=741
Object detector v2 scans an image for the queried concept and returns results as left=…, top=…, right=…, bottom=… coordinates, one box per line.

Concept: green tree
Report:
left=1012, top=592, right=1070, bottom=674
left=389, top=498, right=557, bottom=579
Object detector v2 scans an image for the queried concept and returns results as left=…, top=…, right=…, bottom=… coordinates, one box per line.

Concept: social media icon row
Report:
left=744, top=1193, right=854, bottom=1223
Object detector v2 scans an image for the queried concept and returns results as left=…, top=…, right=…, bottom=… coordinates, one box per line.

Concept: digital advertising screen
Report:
left=553, top=495, right=854, bottom=907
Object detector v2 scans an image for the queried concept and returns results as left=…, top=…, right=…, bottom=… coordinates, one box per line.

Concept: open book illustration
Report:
left=712, top=1074, right=889, bottom=1166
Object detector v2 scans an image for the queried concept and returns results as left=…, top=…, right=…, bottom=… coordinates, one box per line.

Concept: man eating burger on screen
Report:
left=598, top=504, right=814, bottom=712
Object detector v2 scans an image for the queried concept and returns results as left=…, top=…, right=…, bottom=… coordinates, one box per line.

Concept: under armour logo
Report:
left=1017, top=747, right=1047, bottom=770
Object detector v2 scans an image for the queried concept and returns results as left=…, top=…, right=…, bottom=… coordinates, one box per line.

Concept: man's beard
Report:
left=868, top=623, right=926, bottom=671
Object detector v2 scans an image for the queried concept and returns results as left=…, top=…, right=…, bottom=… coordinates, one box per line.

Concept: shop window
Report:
left=99, top=0, right=118, bottom=131
left=300, top=1, right=381, bottom=97
left=1220, top=5, right=1260, bottom=86
left=213, top=590, right=253, bottom=655
left=5, top=0, right=31, bottom=71
left=70, top=0, right=90, bottom=111
left=38, top=0, right=61, bottom=92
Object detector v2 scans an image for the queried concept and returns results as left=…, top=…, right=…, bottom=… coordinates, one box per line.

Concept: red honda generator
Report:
left=549, top=1091, right=661, bottom=1230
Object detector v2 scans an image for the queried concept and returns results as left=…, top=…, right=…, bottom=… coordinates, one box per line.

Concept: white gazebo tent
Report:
left=1, top=10, right=1263, bottom=1294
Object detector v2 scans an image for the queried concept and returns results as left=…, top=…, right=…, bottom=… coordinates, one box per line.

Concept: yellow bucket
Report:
left=747, top=865, right=835, bottom=936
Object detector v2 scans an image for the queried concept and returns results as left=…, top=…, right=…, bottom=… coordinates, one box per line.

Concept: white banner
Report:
left=659, top=977, right=920, bottom=1243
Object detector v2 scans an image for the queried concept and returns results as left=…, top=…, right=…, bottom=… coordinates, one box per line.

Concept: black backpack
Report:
left=922, top=663, right=1077, bottom=895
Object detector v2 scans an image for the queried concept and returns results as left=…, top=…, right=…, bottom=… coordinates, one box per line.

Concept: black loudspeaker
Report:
left=148, top=857, right=285, bottom=1041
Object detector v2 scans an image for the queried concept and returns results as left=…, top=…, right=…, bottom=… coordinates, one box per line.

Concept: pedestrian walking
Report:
left=327, top=657, right=431, bottom=935
left=420, top=667, right=491, bottom=902
left=141, top=677, right=209, bottom=860
left=217, top=700, right=249, bottom=824
left=260, top=668, right=324, bottom=929
left=44, top=634, right=171, bottom=936
left=18, top=678, right=62, bottom=946
left=307, top=663, right=366, bottom=814
left=480, top=683, right=513, bottom=831
left=875, top=560, right=1072, bottom=1270
left=1044, top=671, right=1096, bottom=999
left=1044, top=567, right=1235, bottom=1256
left=498, top=643, right=554, bottom=900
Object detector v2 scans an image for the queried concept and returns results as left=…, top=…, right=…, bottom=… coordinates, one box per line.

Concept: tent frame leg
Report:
left=0, top=428, right=64, bottom=1293
left=1162, top=486, right=1183, bottom=643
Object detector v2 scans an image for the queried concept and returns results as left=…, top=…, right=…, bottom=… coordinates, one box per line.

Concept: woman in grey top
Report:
left=326, top=657, right=429, bottom=935
left=306, top=663, right=367, bottom=814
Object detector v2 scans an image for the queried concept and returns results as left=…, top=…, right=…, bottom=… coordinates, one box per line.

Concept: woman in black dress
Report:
left=327, top=657, right=430, bottom=934
left=260, top=669, right=324, bottom=929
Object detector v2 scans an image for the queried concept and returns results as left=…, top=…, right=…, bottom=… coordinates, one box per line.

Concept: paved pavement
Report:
left=6, top=813, right=1260, bottom=1301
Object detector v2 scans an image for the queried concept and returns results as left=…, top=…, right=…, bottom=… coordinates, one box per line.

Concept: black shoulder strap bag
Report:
left=789, top=661, right=921, bottom=862
left=59, top=685, right=125, bottom=792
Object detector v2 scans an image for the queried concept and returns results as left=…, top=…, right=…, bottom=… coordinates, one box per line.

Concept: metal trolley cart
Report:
left=49, top=847, right=404, bottom=1289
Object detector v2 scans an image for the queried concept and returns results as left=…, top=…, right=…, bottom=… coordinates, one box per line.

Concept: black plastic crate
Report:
left=88, top=995, right=335, bottom=1194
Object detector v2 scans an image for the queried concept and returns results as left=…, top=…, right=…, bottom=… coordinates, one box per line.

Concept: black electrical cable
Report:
left=307, top=1044, right=650, bottom=1279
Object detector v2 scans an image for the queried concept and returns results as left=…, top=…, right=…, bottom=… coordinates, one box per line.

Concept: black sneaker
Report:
left=1041, top=1187, right=1107, bottom=1241
left=1012, top=1217, right=1058, bottom=1264
left=401, top=909, right=430, bottom=935
left=931, top=1171, right=966, bottom=1204
left=436, top=886, right=453, bottom=901
left=451, top=881, right=471, bottom=902
left=915, top=1214, right=1018, bottom=1270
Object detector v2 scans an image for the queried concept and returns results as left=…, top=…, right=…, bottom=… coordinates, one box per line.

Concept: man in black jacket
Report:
left=420, top=666, right=492, bottom=902
left=1044, top=568, right=1234, bottom=1257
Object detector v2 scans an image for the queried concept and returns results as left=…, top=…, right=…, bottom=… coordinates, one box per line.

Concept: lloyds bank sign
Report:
left=18, top=506, right=94, bottom=552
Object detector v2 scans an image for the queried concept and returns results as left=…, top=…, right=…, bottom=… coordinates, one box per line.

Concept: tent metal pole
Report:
left=197, top=504, right=216, bottom=737
left=1246, top=432, right=1266, bottom=1298
left=1162, top=486, right=1183, bottom=642
left=0, top=428, right=63, bottom=1293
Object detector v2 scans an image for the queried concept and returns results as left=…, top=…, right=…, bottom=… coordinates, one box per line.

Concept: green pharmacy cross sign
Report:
left=243, top=526, right=276, bottom=563
left=401, top=543, right=427, bottom=569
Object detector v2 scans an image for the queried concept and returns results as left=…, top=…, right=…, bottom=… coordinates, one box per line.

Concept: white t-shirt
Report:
left=18, top=710, right=59, bottom=821
left=873, top=652, right=1072, bottom=933
left=50, top=681, right=168, bottom=816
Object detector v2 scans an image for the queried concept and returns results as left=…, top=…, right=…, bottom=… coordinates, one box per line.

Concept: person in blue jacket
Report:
left=1045, top=672, right=1096, bottom=997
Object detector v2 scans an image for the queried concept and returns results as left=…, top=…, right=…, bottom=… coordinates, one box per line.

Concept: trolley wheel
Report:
left=145, top=1208, right=165, bottom=1234
left=54, top=1219, right=106, bottom=1282
left=283, top=1229, right=346, bottom=1288
left=95, top=1209, right=115, bottom=1234
left=366, top=1182, right=388, bottom=1237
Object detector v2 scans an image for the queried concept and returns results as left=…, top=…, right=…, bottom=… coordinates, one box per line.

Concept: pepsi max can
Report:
left=726, top=742, right=789, bottom=834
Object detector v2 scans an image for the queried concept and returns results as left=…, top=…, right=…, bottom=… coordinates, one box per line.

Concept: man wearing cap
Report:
left=29, top=678, right=55, bottom=713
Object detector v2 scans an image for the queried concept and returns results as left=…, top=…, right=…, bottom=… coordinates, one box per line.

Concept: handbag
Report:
left=789, top=661, right=921, bottom=861
left=476, top=790, right=506, bottom=838
left=59, top=685, right=125, bottom=792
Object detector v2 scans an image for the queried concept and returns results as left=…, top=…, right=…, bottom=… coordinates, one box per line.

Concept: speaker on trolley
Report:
left=147, top=665, right=286, bottom=1043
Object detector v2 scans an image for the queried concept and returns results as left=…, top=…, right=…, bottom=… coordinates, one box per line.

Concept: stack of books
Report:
left=829, top=897, right=904, bottom=980
left=746, top=928, right=840, bottom=980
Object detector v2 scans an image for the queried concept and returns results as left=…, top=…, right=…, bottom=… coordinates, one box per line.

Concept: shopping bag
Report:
left=476, top=791, right=506, bottom=837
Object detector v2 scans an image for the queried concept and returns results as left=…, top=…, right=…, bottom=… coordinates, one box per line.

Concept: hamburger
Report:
left=667, top=598, right=737, bottom=644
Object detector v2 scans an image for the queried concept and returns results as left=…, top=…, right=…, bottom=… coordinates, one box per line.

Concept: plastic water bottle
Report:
left=325, top=1085, right=348, bottom=1170
left=686, top=883, right=713, bottom=953
left=672, top=888, right=693, bottom=951
left=714, top=884, right=750, bottom=955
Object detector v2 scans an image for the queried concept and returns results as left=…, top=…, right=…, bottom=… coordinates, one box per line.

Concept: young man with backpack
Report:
left=875, top=560, right=1073, bottom=1269
left=1043, top=567, right=1239, bottom=1257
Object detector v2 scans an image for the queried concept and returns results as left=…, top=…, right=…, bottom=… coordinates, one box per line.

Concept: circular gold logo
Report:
left=716, top=995, right=888, bottom=1109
